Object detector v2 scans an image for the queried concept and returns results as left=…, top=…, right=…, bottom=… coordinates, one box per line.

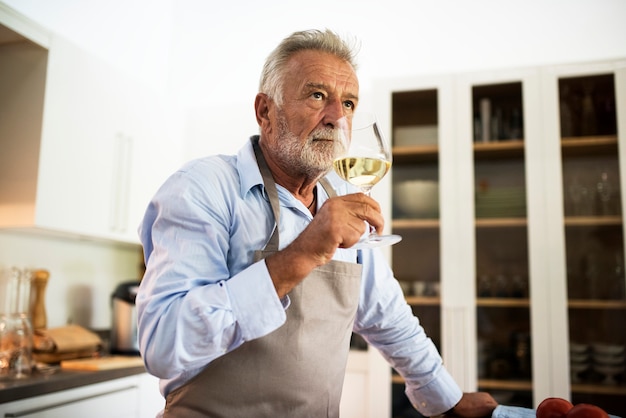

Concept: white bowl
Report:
left=593, top=353, right=625, bottom=366
left=594, top=364, right=625, bottom=385
left=570, top=342, right=590, bottom=354
left=570, top=352, right=589, bottom=363
left=570, top=363, right=590, bottom=373
left=592, top=343, right=625, bottom=356
left=393, top=180, right=439, bottom=218
left=394, top=125, right=438, bottom=147
left=397, top=280, right=412, bottom=295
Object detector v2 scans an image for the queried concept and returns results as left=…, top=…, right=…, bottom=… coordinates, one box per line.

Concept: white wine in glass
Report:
left=333, top=112, right=402, bottom=248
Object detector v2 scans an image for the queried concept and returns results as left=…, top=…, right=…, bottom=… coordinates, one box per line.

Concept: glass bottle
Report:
left=0, top=267, right=34, bottom=379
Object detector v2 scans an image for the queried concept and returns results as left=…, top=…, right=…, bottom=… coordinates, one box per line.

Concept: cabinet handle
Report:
left=109, top=133, right=133, bottom=233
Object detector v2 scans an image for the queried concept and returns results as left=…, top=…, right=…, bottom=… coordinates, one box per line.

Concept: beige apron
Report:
left=163, top=137, right=363, bottom=417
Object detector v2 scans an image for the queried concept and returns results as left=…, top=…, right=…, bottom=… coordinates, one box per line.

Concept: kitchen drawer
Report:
left=0, top=375, right=140, bottom=418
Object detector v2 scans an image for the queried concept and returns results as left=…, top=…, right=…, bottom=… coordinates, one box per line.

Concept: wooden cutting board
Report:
left=60, top=356, right=145, bottom=371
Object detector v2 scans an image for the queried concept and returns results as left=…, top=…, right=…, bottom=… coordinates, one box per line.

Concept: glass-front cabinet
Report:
left=544, top=63, right=626, bottom=416
left=375, top=58, right=626, bottom=418
left=471, top=80, right=533, bottom=407
left=384, top=83, right=444, bottom=417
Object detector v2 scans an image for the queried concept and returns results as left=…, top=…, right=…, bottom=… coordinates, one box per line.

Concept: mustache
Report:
left=309, top=127, right=342, bottom=142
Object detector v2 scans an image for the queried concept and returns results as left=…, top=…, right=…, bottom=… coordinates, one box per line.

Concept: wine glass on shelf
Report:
left=596, top=171, right=613, bottom=216
left=333, top=112, right=402, bottom=248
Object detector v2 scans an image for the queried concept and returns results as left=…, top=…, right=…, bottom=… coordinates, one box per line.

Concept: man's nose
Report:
left=322, top=100, right=347, bottom=128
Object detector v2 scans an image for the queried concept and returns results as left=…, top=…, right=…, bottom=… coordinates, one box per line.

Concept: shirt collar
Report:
left=237, top=136, right=265, bottom=199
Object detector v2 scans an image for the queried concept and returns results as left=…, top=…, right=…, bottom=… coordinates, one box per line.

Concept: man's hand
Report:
left=448, top=392, right=498, bottom=418
left=266, top=192, right=383, bottom=297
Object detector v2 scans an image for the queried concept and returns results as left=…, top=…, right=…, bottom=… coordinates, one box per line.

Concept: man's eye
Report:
left=344, top=101, right=355, bottom=110
left=312, top=92, right=324, bottom=100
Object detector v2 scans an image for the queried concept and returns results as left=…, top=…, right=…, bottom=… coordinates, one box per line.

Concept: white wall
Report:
left=1, top=0, right=626, bottom=330
left=171, top=0, right=626, bottom=159
left=4, top=0, right=626, bottom=159
left=0, top=231, right=142, bottom=329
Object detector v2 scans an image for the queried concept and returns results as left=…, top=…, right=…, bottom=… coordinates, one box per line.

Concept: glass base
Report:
left=351, top=233, right=402, bottom=249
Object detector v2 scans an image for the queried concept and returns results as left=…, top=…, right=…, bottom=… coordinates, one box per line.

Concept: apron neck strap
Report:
left=251, top=136, right=337, bottom=252
left=252, top=136, right=281, bottom=251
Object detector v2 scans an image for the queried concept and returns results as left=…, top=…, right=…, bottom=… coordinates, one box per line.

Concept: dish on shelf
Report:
left=394, top=125, right=438, bottom=147
left=592, top=343, right=625, bottom=356
left=592, top=353, right=625, bottom=366
left=594, top=364, right=625, bottom=385
left=397, top=280, right=412, bottom=295
left=570, top=352, right=590, bottom=363
left=393, top=180, right=439, bottom=218
left=570, top=362, right=589, bottom=383
left=475, top=186, right=526, bottom=218
left=570, top=342, right=590, bottom=354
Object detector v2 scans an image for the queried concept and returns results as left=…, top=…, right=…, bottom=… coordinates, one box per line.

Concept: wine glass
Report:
left=333, top=112, right=402, bottom=248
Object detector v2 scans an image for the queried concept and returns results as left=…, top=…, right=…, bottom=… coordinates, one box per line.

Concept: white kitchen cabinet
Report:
left=0, top=4, right=180, bottom=244
left=340, top=349, right=391, bottom=418
left=0, top=373, right=163, bottom=418
left=374, top=58, right=626, bottom=417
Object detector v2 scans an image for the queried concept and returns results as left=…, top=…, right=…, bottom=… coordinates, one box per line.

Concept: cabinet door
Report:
left=123, top=82, right=182, bottom=244
left=0, top=376, right=141, bottom=418
left=456, top=69, right=545, bottom=407
left=543, top=61, right=626, bottom=417
left=35, top=35, right=126, bottom=239
left=375, top=76, right=455, bottom=416
left=472, top=81, right=532, bottom=407
left=34, top=35, right=180, bottom=244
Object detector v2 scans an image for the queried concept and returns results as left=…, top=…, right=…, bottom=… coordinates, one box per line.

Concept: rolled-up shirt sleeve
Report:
left=353, top=248, right=462, bottom=416
left=137, top=153, right=287, bottom=394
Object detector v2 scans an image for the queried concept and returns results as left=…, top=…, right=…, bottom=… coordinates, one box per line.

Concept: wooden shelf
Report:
left=396, top=376, right=626, bottom=396
left=564, top=216, right=622, bottom=226
left=475, top=218, right=527, bottom=228
left=561, top=135, right=618, bottom=157
left=568, top=299, right=626, bottom=309
left=477, top=298, right=530, bottom=308
left=474, top=140, right=525, bottom=159
left=478, top=379, right=533, bottom=391
left=392, top=218, right=530, bottom=229
left=393, top=145, right=438, bottom=164
left=571, top=383, right=626, bottom=396
left=392, top=219, right=440, bottom=229
left=394, top=376, right=534, bottom=392
left=391, top=374, right=404, bottom=385
left=395, top=216, right=623, bottom=228
left=405, top=296, right=441, bottom=306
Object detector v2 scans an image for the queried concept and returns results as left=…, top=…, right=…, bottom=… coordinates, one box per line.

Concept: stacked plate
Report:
left=592, top=343, right=625, bottom=385
left=569, top=342, right=590, bottom=383
left=475, top=186, right=526, bottom=218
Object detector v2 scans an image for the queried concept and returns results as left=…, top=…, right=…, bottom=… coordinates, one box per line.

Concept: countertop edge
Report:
left=0, top=365, right=147, bottom=404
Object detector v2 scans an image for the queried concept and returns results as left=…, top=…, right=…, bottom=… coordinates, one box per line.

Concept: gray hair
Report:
left=259, top=29, right=359, bottom=105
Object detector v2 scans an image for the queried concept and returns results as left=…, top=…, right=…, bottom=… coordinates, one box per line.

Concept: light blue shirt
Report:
left=137, top=138, right=462, bottom=416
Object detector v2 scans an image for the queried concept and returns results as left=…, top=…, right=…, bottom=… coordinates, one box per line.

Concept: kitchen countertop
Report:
left=0, top=364, right=146, bottom=404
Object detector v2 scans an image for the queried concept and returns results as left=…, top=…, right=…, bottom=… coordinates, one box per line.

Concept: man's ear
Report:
left=255, top=93, right=271, bottom=129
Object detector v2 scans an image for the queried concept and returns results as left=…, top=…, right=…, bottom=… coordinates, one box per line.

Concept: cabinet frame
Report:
left=375, top=58, right=626, bottom=411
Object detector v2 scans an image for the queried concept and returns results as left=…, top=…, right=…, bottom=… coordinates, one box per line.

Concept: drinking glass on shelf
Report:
left=568, top=177, right=594, bottom=216
left=596, top=171, right=613, bottom=216
left=333, top=112, right=402, bottom=248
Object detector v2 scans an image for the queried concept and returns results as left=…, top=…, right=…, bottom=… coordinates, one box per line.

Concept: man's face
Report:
left=267, top=49, right=359, bottom=178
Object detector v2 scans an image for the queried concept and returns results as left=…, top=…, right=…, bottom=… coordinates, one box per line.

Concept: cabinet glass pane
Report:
left=559, top=73, right=626, bottom=417
left=390, top=89, right=441, bottom=418
left=473, top=82, right=533, bottom=407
